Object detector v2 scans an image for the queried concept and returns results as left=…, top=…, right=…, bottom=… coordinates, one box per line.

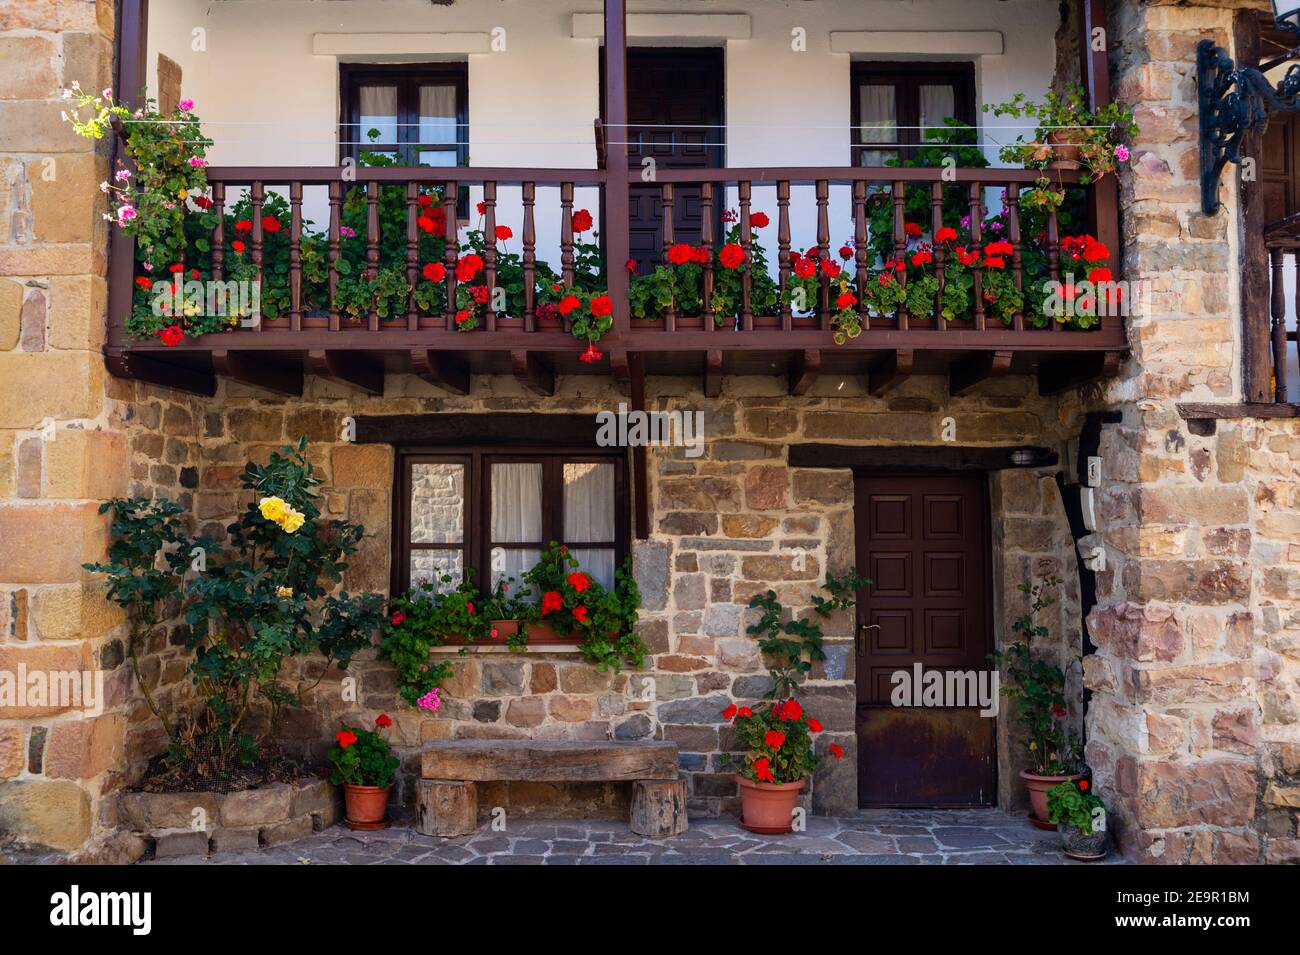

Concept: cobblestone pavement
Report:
left=146, top=807, right=1125, bottom=865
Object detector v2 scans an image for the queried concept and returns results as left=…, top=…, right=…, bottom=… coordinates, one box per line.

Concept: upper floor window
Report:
left=852, top=62, right=976, bottom=166
left=340, top=64, right=468, bottom=167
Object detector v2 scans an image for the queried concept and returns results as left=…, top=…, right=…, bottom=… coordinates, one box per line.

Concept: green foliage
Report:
left=984, top=85, right=1137, bottom=185
left=746, top=567, right=871, bottom=698
left=85, top=438, right=385, bottom=783
left=726, top=698, right=822, bottom=785
left=1047, top=779, right=1105, bottom=835
left=328, top=721, right=400, bottom=789
left=991, top=575, right=1083, bottom=776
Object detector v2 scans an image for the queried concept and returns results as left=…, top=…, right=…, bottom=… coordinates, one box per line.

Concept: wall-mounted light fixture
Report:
left=1199, top=3, right=1300, bottom=214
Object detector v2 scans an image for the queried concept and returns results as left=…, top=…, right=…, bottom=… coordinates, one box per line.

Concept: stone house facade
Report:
left=0, top=0, right=1297, bottom=865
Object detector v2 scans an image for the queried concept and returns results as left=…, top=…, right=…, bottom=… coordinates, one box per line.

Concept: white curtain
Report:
left=564, top=462, right=616, bottom=589
left=858, top=85, right=896, bottom=144
left=919, top=84, right=956, bottom=143
left=419, top=84, right=456, bottom=144
left=358, top=84, right=397, bottom=144
left=490, top=463, right=543, bottom=588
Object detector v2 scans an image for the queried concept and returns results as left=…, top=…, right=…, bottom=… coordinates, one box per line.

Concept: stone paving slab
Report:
left=135, top=807, right=1126, bottom=865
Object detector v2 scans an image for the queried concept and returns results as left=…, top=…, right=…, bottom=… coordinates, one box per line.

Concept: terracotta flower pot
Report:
left=737, top=775, right=805, bottom=834
left=1047, top=129, right=1083, bottom=170
left=1059, top=822, right=1108, bottom=861
left=1019, top=769, right=1085, bottom=830
left=343, top=784, right=391, bottom=830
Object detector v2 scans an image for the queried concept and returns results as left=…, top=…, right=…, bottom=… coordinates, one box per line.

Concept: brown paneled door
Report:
left=854, top=473, right=996, bottom=807
left=603, top=47, right=725, bottom=273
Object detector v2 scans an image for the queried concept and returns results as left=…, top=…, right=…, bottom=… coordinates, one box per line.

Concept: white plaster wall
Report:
left=144, top=0, right=1058, bottom=268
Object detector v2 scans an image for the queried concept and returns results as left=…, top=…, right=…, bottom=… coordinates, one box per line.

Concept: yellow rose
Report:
left=259, top=496, right=288, bottom=522
left=276, top=586, right=293, bottom=598
left=279, top=509, right=305, bottom=534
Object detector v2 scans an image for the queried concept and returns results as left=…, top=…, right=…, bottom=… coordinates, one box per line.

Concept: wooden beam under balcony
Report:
left=949, top=350, right=1013, bottom=396
left=511, top=350, right=554, bottom=396
left=1037, top=350, right=1122, bottom=396
left=211, top=349, right=303, bottom=397
left=308, top=350, right=383, bottom=395
left=410, top=350, right=470, bottom=396
left=704, top=349, right=723, bottom=398
left=789, top=349, right=821, bottom=396
left=105, top=350, right=216, bottom=397
left=868, top=349, right=913, bottom=396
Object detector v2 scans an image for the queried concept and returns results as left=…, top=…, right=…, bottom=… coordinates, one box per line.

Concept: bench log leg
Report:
left=630, top=778, right=688, bottom=837
left=417, top=779, right=478, bottom=837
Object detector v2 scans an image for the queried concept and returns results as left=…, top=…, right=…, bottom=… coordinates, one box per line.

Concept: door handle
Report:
left=856, top=623, right=879, bottom=656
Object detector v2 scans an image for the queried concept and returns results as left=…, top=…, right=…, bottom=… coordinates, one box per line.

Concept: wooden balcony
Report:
left=104, top=163, right=1127, bottom=400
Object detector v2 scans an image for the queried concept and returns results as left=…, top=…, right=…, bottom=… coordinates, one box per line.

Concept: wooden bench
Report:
left=417, top=740, right=688, bottom=838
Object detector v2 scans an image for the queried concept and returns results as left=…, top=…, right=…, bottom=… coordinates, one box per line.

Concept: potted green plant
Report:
left=329, top=716, right=400, bottom=830
left=992, top=575, right=1085, bottom=829
left=726, top=698, right=840, bottom=834
left=1047, top=779, right=1109, bottom=860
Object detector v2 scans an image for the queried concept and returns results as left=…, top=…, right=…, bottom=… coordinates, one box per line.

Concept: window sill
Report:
left=429, top=643, right=582, bottom=655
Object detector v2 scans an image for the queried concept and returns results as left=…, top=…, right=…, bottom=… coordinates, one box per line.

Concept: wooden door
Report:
left=854, top=473, right=996, bottom=807
left=604, top=48, right=725, bottom=273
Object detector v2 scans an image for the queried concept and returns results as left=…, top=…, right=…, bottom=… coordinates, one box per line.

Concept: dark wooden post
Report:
left=604, top=0, right=632, bottom=344
left=106, top=0, right=149, bottom=355
left=1234, top=10, right=1272, bottom=403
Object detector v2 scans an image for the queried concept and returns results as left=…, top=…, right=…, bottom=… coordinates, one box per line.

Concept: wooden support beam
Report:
left=628, top=351, right=649, bottom=540
left=308, top=349, right=383, bottom=395
left=105, top=350, right=215, bottom=397
left=1037, top=350, right=1122, bottom=395
left=868, top=349, right=913, bottom=396
left=510, top=350, right=554, bottom=396
left=788, top=348, right=821, bottom=396
left=210, top=348, right=302, bottom=396
left=949, top=349, right=1013, bottom=396
left=410, top=350, right=470, bottom=396
left=704, top=348, right=723, bottom=398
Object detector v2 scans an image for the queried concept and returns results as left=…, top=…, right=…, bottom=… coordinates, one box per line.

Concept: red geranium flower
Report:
left=193, top=195, right=213, bottom=210
left=935, top=226, right=959, bottom=243
left=567, top=572, right=590, bottom=592
left=626, top=258, right=637, bottom=273
left=234, top=219, right=252, bottom=233
left=168, top=263, right=184, bottom=273
left=454, top=309, right=472, bottom=324
left=470, top=285, right=490, bottom=304
left=261, top=216, right=281, bottom=233
left=1079, top=779, right=1090, bottom=791
left=423, top=262, right=446, bottom=282
left=753, top=757, right=774, bottom=783
left=476, top=200, right=486, bottom=215
left=806, top=718, right=823, bottom=732
left=1088, top=267, right=1113, bottom=284
left=135, top=276, right=152, bottom=290
left=911, top=250, right=933, bottom=266
left=465, top=601, right=475, bottom=615
left=749, top=211, right=770, bottom=228
left=589, top=294, right=613, bottom=317
left=417, top=193, right=433, bottom=208
left=764, top=729, right=786, bottom=749
left=838, top=244, right=854, bottom=260
left=793, top=257, right=816, bottom=279
left=905, top=222, right=923, bottom=238
left=495, top=224, right=513, bottom=241
left=189, top=269, right=200, bottom=280
left=390, top=611, right=406, bottom=626
left=578, top=342, right=603, bottom=364
left=557, top=294, right=581, bottom=316
left=667, top=242, right=695, bottom=266
left=780, top=699, right=803, bottom=721
left=820, top=259, right=841, bottom=278
left=723, top=704, right=738, bottom=720
left=335, top=730, right=357, bottom=748
left=737, top=707, right=752, bottom=718
left=375, top=714, right=392, bottom=728
left=417, top=214, right=436, bottom=233
left=573, top=605, right=588, bottom=622
left=158, top=325, right=184, bottom=347
left=541, top=590, right=563, bottom=616
left=719, top=243, right=745, bottom=270
left=836, top=291, right=857, bottom=310
left=228, top=239, right=245, bottom=255
left=983, top=256, right=1006, bottom=269
left=829, top=744, right=844, bottom=760
left=571, top=208, right=594, bottom=233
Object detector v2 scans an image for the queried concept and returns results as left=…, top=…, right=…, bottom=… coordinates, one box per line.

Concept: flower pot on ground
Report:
left=329, top=716, right=400, bottom=831
left=1047, top=779, right=1109, bottom=860
left=1020, top=769, right=1086, bottom=830
left=724, top=698, right=843, bottom=835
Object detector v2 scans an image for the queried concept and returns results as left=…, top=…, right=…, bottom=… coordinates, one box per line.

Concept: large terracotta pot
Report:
left=343, top=784, right=391, bottom=830
left=1020, top=769, right=1085, bottom=830
left=737, top=776, right=805, bottom=834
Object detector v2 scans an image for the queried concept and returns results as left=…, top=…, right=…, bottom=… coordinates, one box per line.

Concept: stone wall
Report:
left=1084, top=0, right=1300, bottom=864
left=165, top=371, right=1082, bottom=820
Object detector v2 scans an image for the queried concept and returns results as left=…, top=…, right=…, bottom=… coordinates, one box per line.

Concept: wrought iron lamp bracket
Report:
left=1199, top=37, right=1300, bottom=214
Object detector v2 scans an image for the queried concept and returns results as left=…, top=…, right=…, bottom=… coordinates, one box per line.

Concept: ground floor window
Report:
left=396, top=449, right=628, bottom=593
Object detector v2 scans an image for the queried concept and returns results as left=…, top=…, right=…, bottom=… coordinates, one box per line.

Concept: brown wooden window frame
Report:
left=338, top=62, right=469, bottom=169
left=851, top=61, right=977, bottom=166
left=393, top=446, right=631, bottom=607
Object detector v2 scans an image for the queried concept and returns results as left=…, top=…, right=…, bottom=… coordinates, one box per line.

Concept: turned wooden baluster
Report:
left=211, top=181, right=225, bottom=283
left=661, top=182, right=676, bottom=332
left=1271, top=248, right=1289, bottom=402
left=366, top=180, right=380, bottom=331
left=483, top=181, right=498, bottom=333
left=250, top=182, right=264, bottom=331
left=893, top=180, right=908, bottom=332
left=969, top=182, right=985, bottom=331
left=816, top=179, right=830, bottom=331
left=1045, top=204, right=1061, bottom=333
left=778, top=180, right=792, bottom=332
left=853, top=181, right=870, bottom=333
left=560, top=181, right=575, bottom=333
left=406, top=182, right=419, bottom=331
left=442, top=180, right=458, bottom=331
left=930, top=181, right=946, bottom=331
left=739, top=180, right=753, bottom=331
left=328, top=181, right=341, bottom=331
left=289, top=181, right=303, bottom=332
left=701, top=182, right=715, bottom=332
left=1007, top=183, right=1024, bottom=332
left=522, top=181, right=536, bottom=332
